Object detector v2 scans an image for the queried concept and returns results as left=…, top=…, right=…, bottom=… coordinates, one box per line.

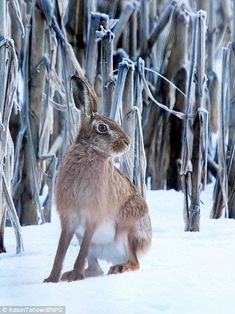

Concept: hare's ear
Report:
left=70, top=75, right=98, bottom=119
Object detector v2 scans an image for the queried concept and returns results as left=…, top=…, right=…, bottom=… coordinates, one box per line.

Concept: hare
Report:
left=44, top=76, right=152, bottom=282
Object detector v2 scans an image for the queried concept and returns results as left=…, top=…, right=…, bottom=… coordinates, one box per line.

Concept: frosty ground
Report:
left=1, top=184, right=235, bottom=314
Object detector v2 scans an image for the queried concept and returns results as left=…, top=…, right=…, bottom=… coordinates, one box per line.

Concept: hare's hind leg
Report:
left=108, top=194, right=149, bottom=275
left=108, top=233, right=140, bottom=275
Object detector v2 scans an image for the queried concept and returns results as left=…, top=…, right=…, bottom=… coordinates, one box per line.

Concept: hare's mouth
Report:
left=86, top=140, right=130, bottom=158
left=113, top=140, right=130, bottom=155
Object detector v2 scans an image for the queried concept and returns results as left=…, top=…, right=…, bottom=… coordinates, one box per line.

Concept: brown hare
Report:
left=44, top=75, right=152, bottom=282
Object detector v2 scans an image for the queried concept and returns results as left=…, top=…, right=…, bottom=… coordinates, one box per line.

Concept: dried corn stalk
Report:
left=181, top=10, right=208, bottom=231
left=0, top=0, right=23, bottom=253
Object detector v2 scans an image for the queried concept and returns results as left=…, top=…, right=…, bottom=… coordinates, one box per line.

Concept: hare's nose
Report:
left=122, top=138, right=130, bottom=148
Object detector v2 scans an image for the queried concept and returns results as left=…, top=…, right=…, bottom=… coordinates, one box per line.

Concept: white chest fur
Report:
left=92, top=220, right=116, bottom=244
left=77, top=219, right=116, bottom=245
left=76, top=213, right=128, bottom=264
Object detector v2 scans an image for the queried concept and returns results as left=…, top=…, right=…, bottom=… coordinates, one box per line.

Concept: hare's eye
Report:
left=98, top=124, right=108, bottom=133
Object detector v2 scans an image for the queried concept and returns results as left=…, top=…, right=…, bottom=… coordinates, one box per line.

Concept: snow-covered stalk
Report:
left=182, top=10, right=207, bottom=232
left=99, top=27, right=115, bottom=117
left=226, top=1, right=235, bottom=218
left=0, top=0, right=7, bottom=253
left=113, top=1, right=136, bottom=49
left=85, top=12, right=109, bottom=86
left=211, top=47, right=230, bottom=219
left=0, top=0, right=24, bottom=253
left=211, top=0, right=235, bottom=219
left=120, top=61, right=135, bottom=182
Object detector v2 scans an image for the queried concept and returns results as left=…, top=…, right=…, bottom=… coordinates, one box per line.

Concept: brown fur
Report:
left=44, top=76, right=152, bottom=283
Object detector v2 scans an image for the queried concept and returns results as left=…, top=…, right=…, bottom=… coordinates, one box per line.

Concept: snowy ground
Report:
left=1, top=184, right=235, bottom=314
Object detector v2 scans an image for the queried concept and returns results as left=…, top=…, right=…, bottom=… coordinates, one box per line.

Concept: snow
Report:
left=1, top=184, right=235, bottom=314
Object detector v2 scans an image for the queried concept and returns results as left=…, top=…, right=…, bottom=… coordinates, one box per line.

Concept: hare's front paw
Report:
left=61, top=270, right=85, bottom=282
left=43, top=275, right=59, bottom=283
left=108, top=262, right=139, bottom=275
